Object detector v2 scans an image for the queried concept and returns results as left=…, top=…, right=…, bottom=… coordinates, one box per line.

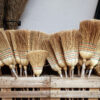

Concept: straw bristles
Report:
left=50, top=33, right=66, bottom=68
left=5, top=30, right=17, bottom=66
left=39, top=32, right=48, bottom=40
left=10, top=30, right=30, bottom=76
left=87, top=40, right=100, bottom=77
left=90, top=40, right=100, bottom=67
left=0, top=29, right=17, bottom=77
left=42, top=38, right=62, bottom=77
left=5, top=30, right=15, bottom=54
left=27, top=50, right=48, bottom=76
left=30, top=31, right=42, bottom=50
left=79, top=19, right=100, bottom=77
left=14, top=30, right=30, bottom=76
left=10, top=30, right=29, bottom=61
left=60, top=30, right=79, bottom=77
left=60, top=30, right=79, bottom=67
left=0, top=29, right=15, bottom=64
left=9, top=30, right=21, bottom=76
left=10, top=30, right=21, bottom=64
left=15, top=30, right=29, bottom=53
left=79, top=20, right=100, bottom=45
left=0, top=29, right=10, bottom=52
left=5, top=0, right=28, bottom=29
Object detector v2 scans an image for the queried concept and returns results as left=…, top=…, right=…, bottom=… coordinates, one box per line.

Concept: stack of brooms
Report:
left=0, top=19, right=100, bottom=78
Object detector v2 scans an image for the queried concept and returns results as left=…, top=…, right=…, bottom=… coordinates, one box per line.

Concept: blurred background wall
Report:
left=19, top=0, right=98, bottom=33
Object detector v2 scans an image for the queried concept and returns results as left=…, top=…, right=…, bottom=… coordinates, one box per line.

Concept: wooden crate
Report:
left=0, top=76, right=100, bottom=100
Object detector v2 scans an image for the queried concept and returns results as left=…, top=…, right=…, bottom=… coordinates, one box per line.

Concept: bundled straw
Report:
left=60, top=30, right=79, bottom=77
left=50, top=33, right=67, bottom=77
left=30, top=31, right=42, bottom=50
left=10, top=30, right=30, bottom=76
left=29, top=31, right=48, bottom=76
left=27, top=50, right=48, bottom=77
left=5, top=30, right=15, bottom=55
left=0, top=29, right=17, bottom=78
left=5, top=0, right=28, bottom=29
left=5, top=30, right=19, bottom=74
left=86, top=40, right=100, bottom=77
left=10, top=30, right=22, bottom=76
left=42, top=38, right=62, bottom=77
left=79, top=19, right=100, bottom=77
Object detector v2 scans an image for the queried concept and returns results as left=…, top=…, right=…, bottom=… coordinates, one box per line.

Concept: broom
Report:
left=29, top=31, right=43, bottom=76
left=42, top=38, right=62, bottom=77
left=13, top=30, right=30, bottom=77
left=60, top=30, right=79, bottom=77
left=4, top=0, right=28, bottom=29
left=79, top=19, right=100, bottom=77
left=50, top=33, right=67, bottom=77
left=5, top=30, right=18, bottom=74
left=18, top=30, right=30, bottom=77
left=10, top=30, right=23, bottom=76
left=0, top=29, right=17, bottom=78
left=27, top=50, right=48, bottom=77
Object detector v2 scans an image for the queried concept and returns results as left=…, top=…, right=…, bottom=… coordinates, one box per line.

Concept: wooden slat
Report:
left=0, top=76, right=50, bottom=88
left=50, top=91, right=100, bottom=98
left=0, top=91, right=100, bottom=98
left=88, top=88, right=99, bottom=100
left=0, top=91, right=50, bottom=98
left=0, top=76, right=100, bottom=88
left=51, top=76, right=100, bottom=88
left=50, top=89, right=60, bottom=100
left=1, top=89, right=12, bottom=100
left=40, top=88, right=50, bottom=100
left=40, top=88, right=60, bottom=100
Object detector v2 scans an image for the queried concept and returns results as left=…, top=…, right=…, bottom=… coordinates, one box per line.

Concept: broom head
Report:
left=60, top=30, right=79, bottom=69
left=79, top=19, right=100, bottom=60
left=27, top=50, right=48, bottom=76
left=0, top=29, right=15, bottom=66
left=50, top=33, right=66, bottom=68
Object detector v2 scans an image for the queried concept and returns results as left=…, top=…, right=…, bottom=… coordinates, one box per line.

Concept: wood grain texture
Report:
left=88, top=88, right=99, bottom=100
left=0, top=76, right=100, bottom=88
left=51, top=76, right=100, bottom=88
left=40, top=88, right=50, bottom=100
left=0, top=76, right=99, bottom=99
left=0, top=91, right=99, bottom=98
left=1, top=88, right=12, bottom=100
left=50, top=91, right=100, bottom=98
left=0, top=76, right=50, bottom=88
